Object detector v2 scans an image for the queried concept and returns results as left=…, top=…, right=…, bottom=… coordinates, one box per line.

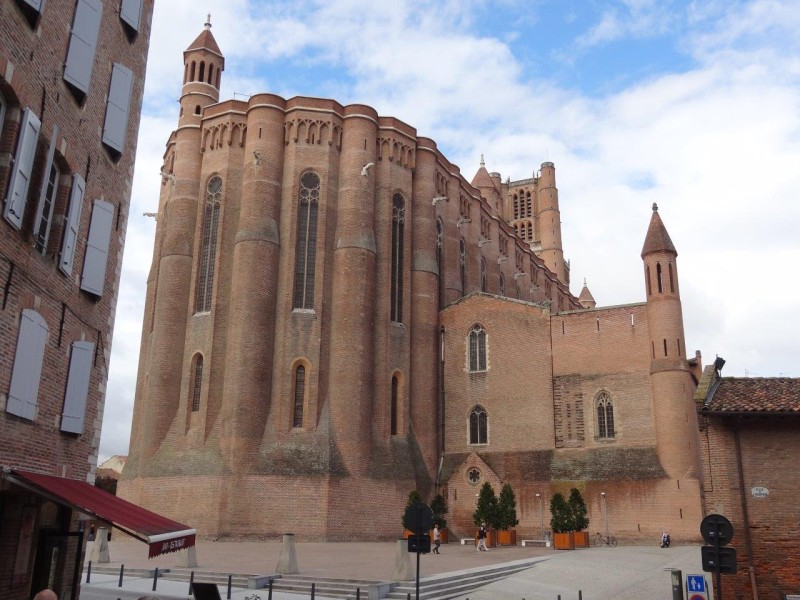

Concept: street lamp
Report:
left=536, top=493, right=544, bottom=539
left=601, top=492, right=609, bottom=540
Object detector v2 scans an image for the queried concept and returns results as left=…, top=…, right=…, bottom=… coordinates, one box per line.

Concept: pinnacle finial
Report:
left=480, top=154, right=485, bottom=167
left=583, top=278, right=587, bottom=286
left=652, top=202, right=658, bottom=212
left=204, top=13, right=212, bottom=29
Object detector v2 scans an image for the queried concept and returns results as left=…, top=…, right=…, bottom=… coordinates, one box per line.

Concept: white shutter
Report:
left=4, top=108, right=41, bottom=230
left=59, top=174, right=85, bottom=275
left=60, top=341, right=94, bottom=434
left=102, top=64, right=134, bottom=154
left=80, top=199, right=113, bottom=296
left=32, top=124, right=59, bottom=246
left=6, top=309, right=48, bottom=421
left=63, top=0, right=103, bottom=95
left=119, top=0, right=142, bottom=32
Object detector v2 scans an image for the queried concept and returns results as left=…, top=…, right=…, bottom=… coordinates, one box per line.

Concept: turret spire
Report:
left=204, top=14, right=211, bottom=30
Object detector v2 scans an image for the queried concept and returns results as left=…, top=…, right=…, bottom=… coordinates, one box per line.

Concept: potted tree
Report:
left=430, top=493, right=449, bottom=544
left=496, top=483, right=519, bottom=545
left=402, top=489, right=423, bottom=538
left=550, top=492, right=576, bottom=550
left=473, top=482, right=499, bottom=548
left=568, top=488, right=590, bottom=548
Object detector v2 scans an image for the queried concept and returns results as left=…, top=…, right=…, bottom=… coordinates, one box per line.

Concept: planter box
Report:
left=497, top=529, right=517, bottom=546
left=553, top=531, right=575, bottom=550
left=573, top=531, right=590, bottom=548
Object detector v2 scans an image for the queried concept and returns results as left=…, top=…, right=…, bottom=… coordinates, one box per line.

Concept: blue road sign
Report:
left=687, top=575, right=706, bottom=593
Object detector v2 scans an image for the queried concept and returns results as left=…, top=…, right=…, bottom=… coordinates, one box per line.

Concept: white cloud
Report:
left=100, top=0, right=800, bottom=457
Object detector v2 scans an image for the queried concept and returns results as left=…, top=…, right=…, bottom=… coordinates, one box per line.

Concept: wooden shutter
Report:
left=119, top=0, right=142, bottom=32
left=32, top=124, right=59, bottom=247
left=3, top=108, right=41, bottom=229
left=6, top=309, right=48, bottom=421
left=63, top=0, right=103, bottom=95
left=60, top=341, right=94, bottom=434
left=102, top=64, right=134, bottom=153
left=80, top=199, right=113, bottom=296
left=59, top=174, right=85, bottom=275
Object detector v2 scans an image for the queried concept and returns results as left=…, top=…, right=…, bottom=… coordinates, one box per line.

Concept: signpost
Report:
left=700, top=514, right=736, bottom=600
left=686, top=574, right=707, bottom=600
left=404, top=502, right=434, bottom=600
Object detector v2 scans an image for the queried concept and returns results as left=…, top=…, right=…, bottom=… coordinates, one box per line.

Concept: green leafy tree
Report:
left=568, top=488, right=590, bottom=532
left=430, top=493, right=448, bottom=529
left=401, top=490, right=424, bottom=530
left=549, top=492, right=575, bottom=533
left=497, top=483, right=519, bottom=530
left=473, top=482, right=499, bottom=528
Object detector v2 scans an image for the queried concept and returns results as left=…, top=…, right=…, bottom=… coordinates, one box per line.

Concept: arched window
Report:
left=390, top=375, right=399, bottom=435
left=596, top=391, right=615, bottom=439
left=436, top=219, right=444, bottom=309
left=468, top=324, right=487, bottom=372
left=293, top=172, right=320, bottom=309
left=513, top=195, right=519, bottom=219
left=646, top=265, right=652, bottom=296
left=195, top=176, right=222, bottom=312
left=208, top=64, right=214, bottom=84
left=183, top=63, right=189, bottom=84
left=198, top=61, right=205, bottom=82
left=480, top=256, right=487, bottom=292
left=669, top=263, right=675, bottom=293
left=293, top=365, right=305, bottom=427
left=190, top=354, right=203, bottom=412
left=499, top=273, right=505, bottom=297
left=390, top=193, right=405, bottom=322
left=194, top=105, right=201, bottom=115
left=526, top=192, right=532, bottom=217
left=656, top=263, right=663, bottom=293
left=469, top=405, right=488, bottom=444
left=459, top=239, right=466, bottom=295
left=527, top=223, right=532, bottom=240
left=190, top=61, right=196, bottom=81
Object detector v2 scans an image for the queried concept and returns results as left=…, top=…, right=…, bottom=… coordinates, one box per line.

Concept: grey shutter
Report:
left=119, top=0, right=142, bottom=32
left=80, top=199, right=113, bottom=296
left=102, top=64, right=134, bottom=153
left=3, top=108, right=41, bottom=229
left=32, top=124, right=59, bottom=245
left=59, top=174, right=85, bottom=275
left=19, top=0, right=47, bottom=12
left=6, top=309, right=48, bottom=421
left=60, top=341, right=94, bottom=434
left=63, top=0, right=103, bottom=95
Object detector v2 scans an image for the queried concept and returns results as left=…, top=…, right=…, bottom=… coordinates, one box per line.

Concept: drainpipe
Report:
left=733, top=423, right=758, bottom=600
left=435, top=326, right=445, bottom=491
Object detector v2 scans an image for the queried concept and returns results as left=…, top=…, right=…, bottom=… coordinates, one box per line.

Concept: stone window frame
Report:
left=190, top=353, right=203, bottom=412
left=468, top=324, right=487, bottom=373
left=195, top=174, right=222, bottom=313
left=292, top=170, right=320, bottom=310
left=595, top=390, right=616, bottom=441
left=468, top=405, right=488, bottom=445
left=390, top=192, right=406, bottom=323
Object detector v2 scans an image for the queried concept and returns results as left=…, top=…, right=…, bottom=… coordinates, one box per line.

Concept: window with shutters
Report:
left=293, top=365, right=305, bottom=428
left=195, top=176, right=222, bottom=313
left=479, top=256, right=487, bottom=292
left=59, top=174, right=85, bottom=275
left=190, top=354, right=203, bottom=412
left=33, top=126, right=61, bottom=255
left=468, top=324, right=487, bottom=373
left=61, top=341, right=94, bottom=434
left=4, top=107, right=41, bottom=230
left=6, top=309, right=48, bottom=421
left=63, top=0, right=103, bottom=102
left=459, top=239, right=466, bottom=295
left=469, top=405, right=487, bottom=444
left=390, top=193, right=405, bottom=323
left=293, top=172, right=320, bottom=310
left=595, top=391, right=615, bottom=440
left=15, top=0, right=46, bottom=28
left=119, top=0, right=142, bottom=39
left=80, top=199, right=113, bottom=296
left=102, top=63, right=134, bottom=157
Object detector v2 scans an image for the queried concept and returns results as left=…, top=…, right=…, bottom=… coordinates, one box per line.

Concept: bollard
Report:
left=227, top=574, right=232, bottom=599
left=118, top=564, right=124, bottom=587
left=188, top=571, right=194, bottom=595
left=356, top=587, right=360, bottom=600
left=579, top=592, right=582, bottom=600
left=152, top=567, right=159, bottom=592
left=86, top=561, right=92, bottom=583
left=407, top=594, right=411, bottom=600
left=311, top=582, right=316, bottom=600
left=268, top=577, right=273, bottom=600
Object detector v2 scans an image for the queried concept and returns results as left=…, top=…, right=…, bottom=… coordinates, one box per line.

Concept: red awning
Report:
left=4, top=468, right=196, bottom=558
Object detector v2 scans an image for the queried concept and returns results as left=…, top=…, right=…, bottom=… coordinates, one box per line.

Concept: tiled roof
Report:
left=641, top=203, right=677, bottom=257
left=186, top=29, right=222, bottom=56
left=470, top=166, right=494, bottom=190
left=702, top=377, right=800, bottom=414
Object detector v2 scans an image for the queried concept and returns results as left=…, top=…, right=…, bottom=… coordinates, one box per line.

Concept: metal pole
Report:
left=602, top=493, right=609, bottom=541
left=356, top=588, right=360, bottom=600
left=188, top=571, right=194, bottom=595
left=311, top=582, right=316, bottom=600
left=227, top=574, right=232, bottom=599
left=86, top=561, right=91, bottom=583
left=715, top=522, right=723, bottom=600
left=268, top=577, right=273, bottom=600
left=118, top=564, right=124, bottom=587
left=152, top=567, right=159, bottom=591
left=579, top=591, right=582, bottom=600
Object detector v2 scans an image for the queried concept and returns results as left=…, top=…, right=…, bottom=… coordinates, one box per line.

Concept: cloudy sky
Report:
left=99, top=0, right=800, bottom=459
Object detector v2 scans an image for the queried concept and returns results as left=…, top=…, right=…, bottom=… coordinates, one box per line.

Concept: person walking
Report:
left=476, top=522, right=489, bottom=551
left=433, top=524, right=441, bottom=554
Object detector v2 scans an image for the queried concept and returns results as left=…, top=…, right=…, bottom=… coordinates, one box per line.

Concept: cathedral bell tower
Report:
left=642, top=203, right=701, bottom=481
left=180, top=15, right=224, bottom=124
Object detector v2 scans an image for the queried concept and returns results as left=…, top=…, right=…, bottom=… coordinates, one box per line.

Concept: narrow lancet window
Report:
left=390, top=193, right=405, bottom=322
left=293, top=172, right=320, bottom=309
left=195, top=176, right=222, bottom=312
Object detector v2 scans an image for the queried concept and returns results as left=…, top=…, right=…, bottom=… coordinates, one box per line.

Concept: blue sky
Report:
left=99, top=0, right=800, bottom=458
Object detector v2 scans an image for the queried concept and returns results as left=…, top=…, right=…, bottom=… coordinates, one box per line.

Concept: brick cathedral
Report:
left=119, top=22, right=706, bottom=542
